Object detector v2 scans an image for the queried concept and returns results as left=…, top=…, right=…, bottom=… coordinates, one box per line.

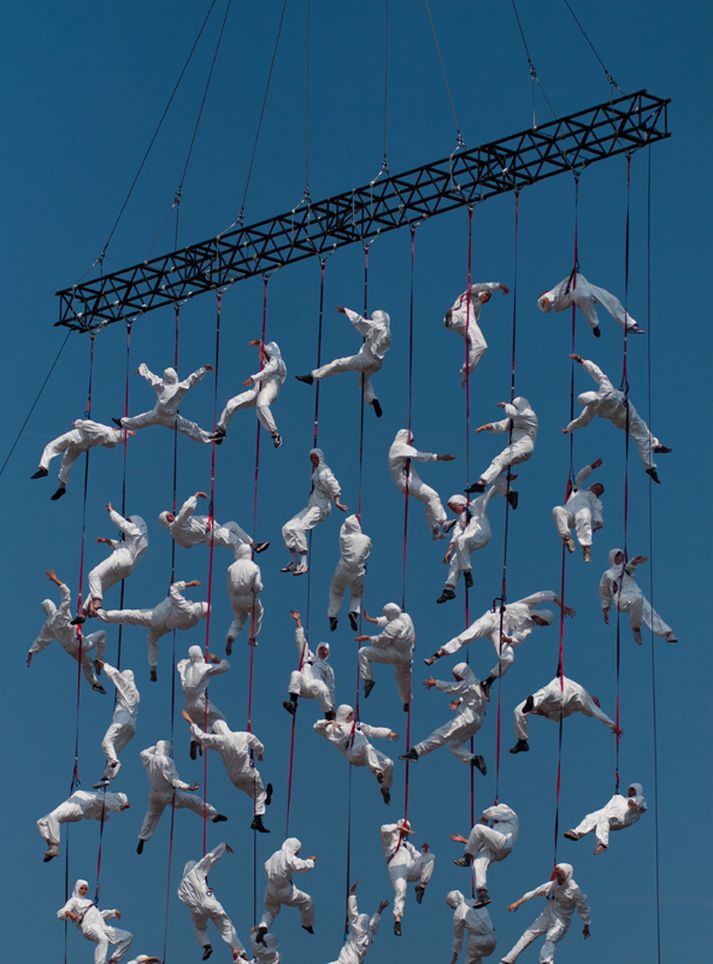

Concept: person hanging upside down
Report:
left=443, top=281, right=510, bottom=384
left=117, top=361, right=213, bottom=442
left=281, top=448, right=347, bottom=574
left=357, top=603, right=415, bottom=710
left=32, top=419, right=132, bottom=500
left=599, top=548, right=677, bottom=644
left=509, top=676, right=618, bottom=754
left=449, top=803, right=519, bottom=908
left=551, top=459, right=604, bottom=563
left=159, top=490, right=269, bottom=555
left=213, top=340, right=286, bottom=448
left=538, top=271, right=644, bottom=337
left=437, top=480, right=505, bottom=604
left=282, top=610, right=335, bottom=720
left=314, top=705, right=397, bottom=805
left=388, top=429, right=455, bottom=540
left=564, top=781, right=646, bottom=854
left=380, top=819, right=435, bottom=937
left=467, top=397, right=537, bottom=499
left=445, top=889, right=497, bottom=964
left=328, top=514, right=372, bottom=632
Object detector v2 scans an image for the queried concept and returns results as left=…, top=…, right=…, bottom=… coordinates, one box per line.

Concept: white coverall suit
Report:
left=413, top=664, right=486, bottom=763
left=380, top=822, right=435, bottom=922
left=38, top=419, right=124, bottom=486
left=463, top=804, right=519, bottom=892
left=358, top=603, right=414, bottom=705
left=326, top=894, right=382, bottom=964
left=446, top=890, right=496, bottom=964
left=328, top=515, right=372, bottom=621
left=388, top=429, right=448, bottom=538
left=190, top=720, right=269, bottom=816
left=58, top=880, right=134, bottom=964
left=288, top=626, right=335, bottom=713
left=120, top=363, right=212, bottom=443
left=160, top=493, right=252, bottom=552
left=314, top=704, right=394, bottom=792
left=227, top=545, right=263, bottom=643
left=444, top=282, right=508, bottom=382
left=38, top=790, right=129, bottom=857
left=138, top=740, right=218, bottom=841
left=444, top=484, right=501, bottom=587
left=87, top=510, right=148, bottom=608
left=599, top=548, right=676, bottom=643
left=476, top=397, right=538, bottom=487
left=563, top=359, right=663, bottom=471
left=177, top=843, right=246, bottom=958
left=178, top=646, right=229, bottom=733
left=99, top=580, right=209, bottom=671
left=501, top=863, right=590, bottom=963
left=282, top=448, right=342, bottom=558
left=259, top=838, right=315, bottom=930
left=218, top=341, right=286, bottom=436
left=538, top=272, right=639, bottom=335
left=514, top=677, right=616, bottom=743
left=552, top=464, right=603, bottom=550
left=100, top=662, right=140, bottom=780
left=249, top=927, right=281, bottom=962
left=30, top=581, right=106, bottom=687
left=567, top=783, right=646, bottom=850
left=311, top=308, right=391, bottom=405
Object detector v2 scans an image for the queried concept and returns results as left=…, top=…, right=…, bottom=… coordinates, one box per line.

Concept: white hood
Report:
left=336, top=704, right=354, bottom=724
left=158, top=510, right=173, bottom=528
left=382, top=602, right=401, bottom=621
left=309, top=447, right=325, bottom=464
left=42, top=598, right=56, bottom=616
left=283, top=837, right=302, bottom=856
left=555, top=862, right=574, bottom=884
left=452, top=662, right=476, bottom=683
left=342, top=514, right=362, bottom=533
left=188, top=645, right=203, bottom=662
left=212, top=720, right=230, bottom=736
left=163, top=367, right=178, bottom=383
left=609, top=547, right=625, bottom=565
left=445, top=889, right=466, bottom=909
left=235, top=543, right=252, bottom=560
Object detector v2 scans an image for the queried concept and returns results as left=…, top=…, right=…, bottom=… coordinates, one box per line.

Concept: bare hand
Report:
left=631, top=555, right=648, bottom=565
left=449, top=700, right=460, bottom=711
left=421, top=842, right=430, bottom=853
left=336, top=500, right=349, bottom=512
left=450, top=833, right=468, bottom=844
left=205, top=364, right=214, bottom=371
left=307, top=855, right=317, bottom=862
left=105, top=502, right=113, bottom=512
left=243, top=377, right=254, bottom=388
left=501, top=633, right=514, bottom=644
left=560, top=427, right=569, bottom=433
left=350, top=881, right=359, bottom=895
left=378, top=899, right=389, bottom=913
left=186, top=579, right=201, bottom=588
left=438, top=454, right=456, bottom=461
left=208, top=652, right=221, bottom=664
left=248, top=339, right=261, bottom=347
left=26, top=652, right=32, bottom=668
left=96, top=659, right=104, bottom=673
left=336, top=305, right=347, bottom=314
left=387, top=731, right=398, bottom=741
left=476, top=424, right=492, bottom=433
left=500, top=284, right=511, bottom=295
left=45, top=569, right=58, bottom=582
left=496, top=401, right=507, bottom=409
left=114, top=911, right=121, bottom=919
left=181, top=710, right=195, bottom=726
left=423, top=678, right=436, bottom=689
left=355, top=635, right=370, bottom=643
left=196, top=491, right=208, bottom=499
left=508, top=901, right=520, bottom=913
left=289, top=609, right=301, bottom=622
left=188, top=783, right=200, bottom=792
left=569, top=353, right=583, bottom=364
left=563, top=605, right=576, bottom=618
left=592, top=458, right=603, bottom=469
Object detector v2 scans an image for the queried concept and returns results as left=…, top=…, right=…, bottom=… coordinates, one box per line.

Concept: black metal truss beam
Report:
left=56, top=89, right=669, bottom=331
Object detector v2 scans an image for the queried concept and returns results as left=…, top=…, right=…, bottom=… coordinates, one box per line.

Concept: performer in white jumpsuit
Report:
left=437, top=482, right=503, bottom=603
left=215, top=340, right=286, bottom=448
left=501, top=863, right=591, bottom=963
left=81, top=503, right=148, bottom=616
left=388, top=429, right=455, bottom=539
left=450, top=803, right=519, bottom=906
left=510, top=676, right=618, bottom=754
left=564, top=782, right=646, bottom=854
left=57, top=879, right=134, bottom=964
left=256, top=838, right=316, bottom=939
left=177, top=842, right=249, bottom=961
left=249, top=926, right=280, bottom=963
left=32, top=419, right=131, bottom=500
left=599, top=548, right=677, bottom=644
left=552, top=460, right=604, bottom=563
left=226, top=545, right=264, bottom=652
left=178, top=646, right=230, bottom=755
left=160, top=490, right=268, bottom=555
left=328, top=514, right=372, bottom=631
left=538, top=271, right=643, bottom=337
left=38, top=790, right=129, bottom=861
left=357, top=603, right=415, bottom=709
left=314, top=705, right=397, bottom=804
left=283, top=610, right=335, bottom=719
left=467, top=397, right=537, bottom=495
left=562, top=354, right=672, bottom=483
left=443, top=281, right=510, bottom=383
left=118, top=362, right=213, bottom=443
left=126, top=957, right=161, bottom=963
left=296, top=305, right=391, bottom=417
left=380, top=819, right=435, bottom=936
left=446, top=890, right=496, bottom=964
left=327, top=882, right=387, bottom=964
left=96, top=661, right=140, bottom=784
left=282, top=448, right=347, bottom=574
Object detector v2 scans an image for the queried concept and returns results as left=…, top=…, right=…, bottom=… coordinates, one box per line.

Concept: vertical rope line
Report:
left=305, top=0, right=312, bottom=196
left=357, top=244, right=369, bottom=520
left=93, top=785, right=108, bottom=902
left=382, top=0, right=390, bottom=167
left=161, top=802, right=177, bottom=963
left=402, top=226, right=416, bottom=820
left=463, top=206, right=475, bottom=834
left=115, top=322, right=133, bottom=669
left=423, top=0, right=463, bottom=143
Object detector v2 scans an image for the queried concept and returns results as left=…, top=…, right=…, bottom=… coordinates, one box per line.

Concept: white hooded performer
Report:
left=95, top=660, right=140, bottom=784
left=501, top=863, right=591, bottom=963
left=32, top=419, right=132, bottom=501
left=177, top=842, right=249, bottom=962
left=281, top=448, right=348, bottom=574
left=117, top=361, right=213, bottom=443
left=226, top=545, right=263, bottom=653
left=444, top=281, right=510, bottom=383
left=380, top=819, right=435, bottom=936
left=38, top=790, right=130, bottom=862
left=565, top=782, right=647, bottom=854
left=98, top=579, right=209, bottom=681
left=599, top=548, right=677, bottom=644
left=159, top=490, right=268, bottom=556
left=445, top=890, right=497, bottom=964
left=467, top=397, right=538, bottom=497
left=178, top=646, right=230, bottom=756
left=314, top=705, right=397, bottom=804
left=296, top=305, right=392, bottom=417
left=552, top=460, right=604, bottom=563
left=249, top=926, right=281, bottom=963
left=388, top=429, right=455, bottom=540
left=400, top=663, right=487, bottom=772
left=357, top=603, right=415, bottom=710
left=327, top=882, right=387, bottom=964
left=450, top=804, right=519, bottom=907
left=136, top=739, right=225, bottom=853
left=126, top=957, right=161, bottom=963
left=510, top=676, right=618, bottom=754
left=255, top=838, right=316, bottom=941
left=57, top=879, right=134, bottom=964
left=79, top=503, right=148, bottom=617
left=328, top=514, right=372, bottom=631
left=214, top=340, right=286, bottom=448
left=282, top=610, right=335, bottom=720
left=27, top=569, right=107, bottom=693
left=537, top=271, right=644, bottom=337
left=437, top=483, right=503, bottom=603
left=562, top=354, right=672, bottom=483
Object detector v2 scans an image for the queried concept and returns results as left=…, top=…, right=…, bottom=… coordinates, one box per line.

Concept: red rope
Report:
left=463, top=206, right=476, bottom=837
left=115, top=321, right=133, bottom=671
left=402, top=226, right=416, bottom=821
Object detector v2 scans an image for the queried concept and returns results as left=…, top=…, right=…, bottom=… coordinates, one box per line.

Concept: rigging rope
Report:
left=305, top=0, right=312, bottom=198
left=402, top=226, right=416, bottom=823
left=382, top=0, right=390, bottom=170
left=423, top=0, right=464, bottom=146
left=510, top=0, right=558, bottom=126
left=463, top=206, right=476, bottom=837
left=115, top=322, right=133, bottom=670
left=560, top=0, right=621, bottom=94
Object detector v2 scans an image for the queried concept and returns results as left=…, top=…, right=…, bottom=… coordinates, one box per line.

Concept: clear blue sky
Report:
left=2, top=1, right=711, bottom=961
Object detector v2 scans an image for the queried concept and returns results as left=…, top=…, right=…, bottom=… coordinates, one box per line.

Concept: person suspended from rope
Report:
left=178, top=645, right=230, bottom=758
left=37, top=789, right=130, bottom=862
left=599, top=548, right=677, bottom=644
left=562, top=354, right=672, bottom=483
left=255, top=838, right=316, bottom=943
left=281, top=448, right=348, bottom=574
left=400, top=663, right=487, bottom=772
left=115, top=361, right=214, bottom=443
left=313, top=704, right=398, bottom=805
left=510, top=676, right=618, bottom=755
left=380, top=818, right=435, bottom=937
left=445, top=889, right=497, bottom=964
left=177, top=842, right=250, bottom=962
left=159, top=490, right=269, bottom=556
left=249, top=925, right=281, bottom=963
left=282, top=610, right=335, bottom=720
left=27, top=568, right=107, bottom=693
left=466, top=397, right=538, bottom=501
left=388, top=429, right=456, bottom=540
left=500, top=862, right=591, bottom=963
left=136, top=739, right=226, bottom=854
left=538, top=271, right=644, bottom=338
left=296, top=305, right=392, bottom=417
left=213, top=340, right=286, bottom=449
left=226, top=545, right=263, bottom=654
left=552, top=459, right=604, bottom=564
left=94, top=660, right=140, bottom=786
left=449, top=803, right=519, bottom=909
left=183, top=711, right=273, bottom=834
left=443, top=281, right=510, bottom=384
left=356, top=602, right=415, bottom=710
left=328, top=514, right=372, bottom=631
left=564, top=782, right=647, bottom=855
left=57, top=879, right=134, bottom=964
left=31, top=419, right=134, bottom=501
left=96, top=579, right=209, bottom=681
left=326, top=881, right=388, bottom=964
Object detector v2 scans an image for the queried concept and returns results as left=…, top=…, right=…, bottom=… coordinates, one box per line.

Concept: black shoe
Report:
left=282, top=699, right=297, bottom=716
left=211, top=431, right=224, bottom=446
left=324, top=710, right=336, bottom=721
left=507, top=490, right=519, bottom=510
left=50, top=485, right=67, bottom=501
left=393, top=920, right=402, bottom=937
left=302, top=925, right=314, bottom=935
left=436, top=588, right=456, bottom=604
left=452, top=855, right=471, bottom=867
left=190, top=741, right=198, bottom=761
left=31, top=468, right=48, bottom=479
left=465, top=481, right=485, bottom=494
left=523, top=695, right=535, bottom=713
left=253, top=540, right=270, bottom=553
left=92, top=778, right=110, bottom=789
left=464, top=571, right=474, bottom=589
left=111, top=417, right=123, bottom=428
left=255, top=926, right=267, bottom=945
left=91, top=683, right=107, bottom=695
left=265, top=783, right=273, bottom=806
left=509, top=739, right=529, bottom=754
left=654, top=444, right=672, bottom=454
left=400, top=748, right=418, bottom=761
left=201, top=945, right=213, bottom=960
left=212, top=814, right=228, bottom=823
left=329, top=617, right=338, bottom=632
left=150, top=667, right=158, bottom=682
left=93, top=659, right=103, bottom=675
left=272, top=433, right=282, bottom=449
left=423, top=653, right=439, bottom=666
left=348, top=612, right=359, bottom=631
left=296, top=373, right=314, bottom=385
left=250, top=814, right=270, bottom=833
left=136, top=839, right=145, bottom=854
left=372, top=399, right=383, bottom=418
left=481, top=676, right=494, bottom=698
left=473, top=891, right=491, bottom=908
left=563, top=830, right=579, bottom=841
left=592, top=325, right=601, bottom=338
left=380, top=787, right=391, bottom=805
left=70, top=614, right=86, bottom=626
left=403, top=702, right=410, bottom=713
left=363, top=679, right=376, bottom=699
left=415, top=884, right=426, bottom=904
left=472, top=754, right=487, bottom=775
left=226, top=638, right=234, bottom=656
left=645, top=467, right=661, bottom=484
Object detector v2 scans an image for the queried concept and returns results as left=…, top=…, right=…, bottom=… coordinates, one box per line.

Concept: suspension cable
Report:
left=560, top=0, right=621, bottom=94
left=402, top=226, right=416, bottom=823
left=463, top=206, right=476, bottom=838
left=115, top=322, right=133, bottom=670
left=510, top=0, right=558, bottom=126
left=382, top=0, right=390, bottom=170
left=423, top=0, right=464, bottom=146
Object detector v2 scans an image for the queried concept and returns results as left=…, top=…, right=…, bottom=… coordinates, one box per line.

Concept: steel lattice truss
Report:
left=56, top=89, right=669, bottom=331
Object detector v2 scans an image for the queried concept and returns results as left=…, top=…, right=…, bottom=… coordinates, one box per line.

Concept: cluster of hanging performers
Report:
left=31, top=269, right=674, bottom=963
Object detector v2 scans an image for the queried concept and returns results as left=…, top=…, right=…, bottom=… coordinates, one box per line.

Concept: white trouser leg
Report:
left=500, top=912, right=549, bottom=962
left=480, top=437, right=533, bottom=486
left=218, top=386, right=258, bottom=432
left=58, top=447, right=82, bottom=485
left=440, top=633, right=467, bottom=657
left=207, top=902, right=243, bottom=954
left=175, top=414, right=212, bottom=444
left=641, top=598, right=674, bottom=639
left=190, top=909, right=210, bottom=948
left=619, top=593, right=644, bottom=631
left=364, top=744, right=393, bottom=789
left=101, top=721, right=135, bottom=775
left=255, top=379, right=280, bottom=435
left=102, top=926, right=133, bottom=963
left=415, top=713, right=473, bottom=758
left=173, top=788, right=217, bottom=821
left=466, top=932, right=497, bottom=963
left=513, top=701, right=529, bottom=741
left=282, top=504, right=326, bottom=553
left=552, top=505, right=571, bottom=541
left=138, top=795, right=169, bottom=840
left=628, top=408, right=658, bottom=470
left=328, top=568, right=347, bottom=618
left=39, top=436, right=70, bottom=471
left=93, top=933, right=110, bottom=964
left=122, top=409, right=159, bottom=431
left=539, top=919, right=568, bottom=963
left=233, top=767, right=267, bottom=815
left=571, top=810, right=599, bottom=839
left=488, top=636, right=514, bottom=680
left=266, top=885, right=313, bottom=927
left=389, top=867, right=409, bottom=919
left=147, top=628, right=166, bottom=669
left=217, top=520, right=251, bottom=549
left=573, top=507, right=593, bottom=547
left=88, top=556, right=120, bottom=604
left=304, top=678, right=333, bottom=711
